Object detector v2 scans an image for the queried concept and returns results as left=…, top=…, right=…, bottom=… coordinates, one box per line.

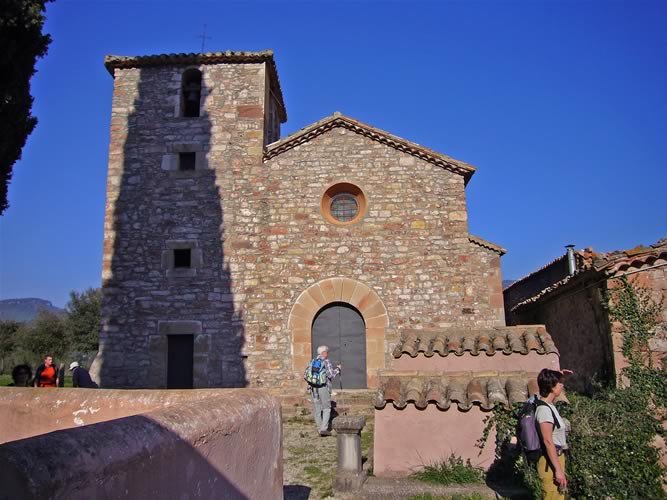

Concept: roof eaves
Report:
left=469, top=235, right=506, bottom=255
left=374, top=371, right=568, bottom=411
left=264, top=113, right=476, bottom=182
left=392, top=325, right=558, bottom=358
left=503, top=254, right=570, bottom=293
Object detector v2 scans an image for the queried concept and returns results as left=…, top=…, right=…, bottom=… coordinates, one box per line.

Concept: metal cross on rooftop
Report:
left=197, top=24, right=212, bottom=53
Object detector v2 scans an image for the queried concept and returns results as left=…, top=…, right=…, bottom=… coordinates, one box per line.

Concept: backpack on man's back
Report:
left=304, top=358, right=327, bottom=387
left=516, top=395, right=560, bottom=462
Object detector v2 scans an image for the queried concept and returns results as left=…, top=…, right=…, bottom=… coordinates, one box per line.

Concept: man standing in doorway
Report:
left=307, top=345, right=341, bottom=436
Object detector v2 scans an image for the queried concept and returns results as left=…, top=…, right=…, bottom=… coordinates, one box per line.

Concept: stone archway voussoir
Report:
left=289, top=302, right=311, bottom=322
left=319, top=279, right=336, bottom=303
left=340, top=278, right=357, bottom=302
left=349, top=283, right=371, bottom=308
left=331, top=277, right=344, bottom=301
left=296, top=290, right=320, bottom=316
left=307, top=285, right=327, bottom=308
left=362, top=300, right=387, bottom=319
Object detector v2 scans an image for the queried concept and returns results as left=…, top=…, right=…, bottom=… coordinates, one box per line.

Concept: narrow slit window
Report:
left=173, top=248, right=192, bottom=268
left=181, top=69, right=202, bottom=118
left=179, top=152, right=196, bottom=171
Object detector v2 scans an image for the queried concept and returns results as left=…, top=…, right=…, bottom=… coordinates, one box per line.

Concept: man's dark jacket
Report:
left=72, top=367, right=98, bottom=388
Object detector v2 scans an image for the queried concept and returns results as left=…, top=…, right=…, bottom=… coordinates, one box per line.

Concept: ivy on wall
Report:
left=479, top=276, right=666, bottom=499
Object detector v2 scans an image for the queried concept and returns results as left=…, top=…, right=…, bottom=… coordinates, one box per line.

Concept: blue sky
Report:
left=1, top=0, right=665, bottom=307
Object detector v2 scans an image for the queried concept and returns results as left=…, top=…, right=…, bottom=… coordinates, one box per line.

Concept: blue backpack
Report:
left=517, top=396, right=560, bottom=462
left=304, top=358, right=327, bottom=387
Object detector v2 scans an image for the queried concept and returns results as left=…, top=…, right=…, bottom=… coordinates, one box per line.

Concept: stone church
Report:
left=95, top=50, right=509, bottom=391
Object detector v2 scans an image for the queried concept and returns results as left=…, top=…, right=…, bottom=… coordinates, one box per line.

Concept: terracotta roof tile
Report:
left=509, top=238, right=667, bottom=311
left=392, top=326, right=558, bottom=358
left=375, top=372, right=566, bottom=410
left=469, top=235, right=506, bottom=255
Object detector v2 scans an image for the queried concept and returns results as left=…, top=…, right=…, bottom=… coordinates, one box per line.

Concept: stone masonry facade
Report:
left=95, top=51, right=506, bottom=390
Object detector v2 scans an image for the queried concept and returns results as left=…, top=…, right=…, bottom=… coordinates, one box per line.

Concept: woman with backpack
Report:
left=535, top=368, right=570, bottom=500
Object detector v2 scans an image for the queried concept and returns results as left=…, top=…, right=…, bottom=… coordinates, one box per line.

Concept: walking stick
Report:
left=339, top=374, right=346, bottom=416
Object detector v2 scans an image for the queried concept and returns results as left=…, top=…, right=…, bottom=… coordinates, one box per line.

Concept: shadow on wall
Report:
left=96, top=64, right=246, bottom=388
left=0, top=389, right=282, bottom=499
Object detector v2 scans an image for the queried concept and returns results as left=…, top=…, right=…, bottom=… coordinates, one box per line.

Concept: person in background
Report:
left=9, top=364, right=32, bottom=386
left=308, top=345, right=341, bottom=437
left=34, top=355, right=59, bottom=388
left=536, top=368, right=570, bottom=500
left=69, top=361, right=98, bottom=388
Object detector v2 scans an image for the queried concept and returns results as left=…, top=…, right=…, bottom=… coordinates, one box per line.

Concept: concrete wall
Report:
left=0, top=388, right=282, bottom=499
left=392, top=351, right=560, bottom=373
left=373, top=404, right=496, bottom=476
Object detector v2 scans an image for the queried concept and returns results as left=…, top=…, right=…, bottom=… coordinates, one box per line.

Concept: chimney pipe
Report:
left=565, top=244, right=577, bottom=276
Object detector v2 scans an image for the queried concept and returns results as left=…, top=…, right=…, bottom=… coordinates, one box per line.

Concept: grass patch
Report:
left=413, top=454, right=484, bottom=486
left=286, top=445, right=310, bottom=455
left=361, top=426, right=373, bottom=451
left=0, top=373, right=73, bottom=387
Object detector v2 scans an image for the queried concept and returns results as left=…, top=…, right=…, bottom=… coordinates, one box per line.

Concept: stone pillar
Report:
left=332, top=415, right=366, bottom=492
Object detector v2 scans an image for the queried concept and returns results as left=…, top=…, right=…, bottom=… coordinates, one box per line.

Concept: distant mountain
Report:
left=502, top=280, right=516, bottom=290
left=0, top=298, right=64, bottom=322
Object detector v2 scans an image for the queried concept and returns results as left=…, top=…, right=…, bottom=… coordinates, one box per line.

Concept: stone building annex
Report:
left=94, top=50, right=548, bottom=393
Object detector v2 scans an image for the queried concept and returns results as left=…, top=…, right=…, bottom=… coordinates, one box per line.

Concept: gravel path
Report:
left=283, top=415, right=374, bottom=500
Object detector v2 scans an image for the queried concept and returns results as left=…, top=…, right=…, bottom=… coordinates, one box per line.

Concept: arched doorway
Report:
left=288, top=277, right=389, bottom=388
left=311, top=302, right=367, bottom=389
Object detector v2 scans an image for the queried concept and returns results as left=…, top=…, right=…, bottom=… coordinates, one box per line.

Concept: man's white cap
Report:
left=69, top=361, right=80, bottom=371
left=316, top=345, right=329, bottom=355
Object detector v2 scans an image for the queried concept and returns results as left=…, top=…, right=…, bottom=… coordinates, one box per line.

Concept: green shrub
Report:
left=412, top=454, right=484, bottom=485
left=562, top=388, right=665, bottom=499
left=479, top=277, right=667, bottom=499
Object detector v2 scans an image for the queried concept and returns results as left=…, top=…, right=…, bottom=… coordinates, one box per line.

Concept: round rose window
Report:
left=330, top=193, right=359, bottom=222
left=321, top=183, right=367, bottom=225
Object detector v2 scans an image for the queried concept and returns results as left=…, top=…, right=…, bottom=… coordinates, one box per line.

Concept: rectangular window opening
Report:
left=179, top=152, right=196, bottom=171
left=173, top=248, right=192, bottom=268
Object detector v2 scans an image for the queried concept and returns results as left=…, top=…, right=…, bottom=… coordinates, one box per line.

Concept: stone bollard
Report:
left=332, top=415, right=367, bottom=492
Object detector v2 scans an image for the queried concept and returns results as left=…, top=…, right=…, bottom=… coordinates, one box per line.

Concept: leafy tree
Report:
left=0, top=0, right=52, bottom=214
left=0, top=320, right=21, bottom=372
left=65, top=288, right=101, bottom=352
left=18, top=310, right=67, bottom=361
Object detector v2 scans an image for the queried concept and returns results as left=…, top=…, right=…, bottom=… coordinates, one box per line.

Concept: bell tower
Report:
left=95, top=51, right=286, bottom=388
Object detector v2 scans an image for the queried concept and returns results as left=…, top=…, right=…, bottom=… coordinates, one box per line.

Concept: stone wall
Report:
left=608, top=264, right=667, bottom=375
left=0, top=388, right=282, bottom=499
left=98, top=58, right=505, bottom=391
left=98, top=61, right=271, bottom=388
left=511, top=277, right=614, bottom=391
left=255, top=127, right=504, bottom=390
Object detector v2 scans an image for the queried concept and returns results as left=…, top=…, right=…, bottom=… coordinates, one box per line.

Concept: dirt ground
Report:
left=283, top=414, right=374, bottom=500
